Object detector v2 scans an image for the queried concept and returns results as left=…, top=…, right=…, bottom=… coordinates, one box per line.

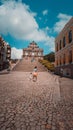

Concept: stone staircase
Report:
left=13, top=58, right=47, bottom=72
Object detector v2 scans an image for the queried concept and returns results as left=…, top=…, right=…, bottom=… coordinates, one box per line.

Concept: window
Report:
left=32, top=52, right=35, bottom=56
left=25, top=52, right=28, bottom=56
left=38, top=52, right=41, bottom=56
left=56, top=60, right=58, bottom=66
left=63, top=54, right=65, bottom=64
left=63, top=37, right=66, bottom=47
left=69, top=30, right=72, bottom=43
left=7, top=50, right=10, bottom=53
left=60, top=40, right=61, bottom=49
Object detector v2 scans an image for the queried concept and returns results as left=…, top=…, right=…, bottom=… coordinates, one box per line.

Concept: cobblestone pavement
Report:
left=0, top=71, right=73, bottom=130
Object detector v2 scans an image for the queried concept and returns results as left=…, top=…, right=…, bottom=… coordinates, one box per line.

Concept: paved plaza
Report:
left=0, top=71, right=73, bottom=130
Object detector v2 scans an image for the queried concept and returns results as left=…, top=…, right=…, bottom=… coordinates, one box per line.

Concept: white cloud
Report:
left=42, top=27, right=50, bottom=35
left=42, top=10, right=48, bottom=16
left=0, top=0, right=55, bottom=55
left=0, top=1, right=51, bottom=43
left=11, top=47, right=23, bottom=59
left=45, top=36, right=55, bottom=52
left=45, top=26, right=50, bottom=31
left=0, top=0, right=39, bottom=40
left=54, top=13, right=72, bottom=33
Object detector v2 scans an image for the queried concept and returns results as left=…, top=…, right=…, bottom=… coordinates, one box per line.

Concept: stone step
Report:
left=13, top=58, right=47, bottom=72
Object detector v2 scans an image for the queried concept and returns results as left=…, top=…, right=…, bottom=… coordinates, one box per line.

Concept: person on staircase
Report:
left=32, top=66, right=38, bottom=82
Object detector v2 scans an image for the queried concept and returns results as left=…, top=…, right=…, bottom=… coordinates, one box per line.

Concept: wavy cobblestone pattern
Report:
left=0, top=72, right=73, bottom=130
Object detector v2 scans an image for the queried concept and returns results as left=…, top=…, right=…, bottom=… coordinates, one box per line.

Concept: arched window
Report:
left=38, top=52, right=41, bottom=56
left=63, top=54, right=65, bottom=64
left=69, top=50, right=72, bottom=63
left=25, top=52, right=28, bottom=56
left=68, top=30, right=72, bottom=43
left=57, top=60, right=58, bottom=66
left=63, top=37, right=66, bottom=47
left=60, top=40, right=61, bottom=49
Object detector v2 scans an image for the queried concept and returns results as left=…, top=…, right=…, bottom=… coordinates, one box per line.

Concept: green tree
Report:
left=44, top=52, right=55, bottom=62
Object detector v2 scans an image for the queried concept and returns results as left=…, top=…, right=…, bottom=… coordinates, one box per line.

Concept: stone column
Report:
left=58, top=56, right=60, bottom=66
left=65, top=50, right=69, bottom=64
left=57, top=57, right=59, bottom=66
left=55, top=57, right=57, bottom=67
left=61, top=55, right=63, bottom=65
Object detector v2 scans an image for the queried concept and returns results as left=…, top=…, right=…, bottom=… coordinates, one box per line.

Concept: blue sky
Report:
left=0, top=0, right=73, bottom=59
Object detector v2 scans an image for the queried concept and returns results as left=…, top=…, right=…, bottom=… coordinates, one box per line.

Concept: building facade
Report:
left=23, top=41, right=43, bottom=59
left=55, top=17, right=73, bottom=78
left=0, top=36, right=11, bottom=70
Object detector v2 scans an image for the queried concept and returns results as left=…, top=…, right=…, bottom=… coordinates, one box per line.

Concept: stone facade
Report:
left=0, top=36, right=11, bottom=70
left=55, top=17, right=73, bottom=78
left=23, top=41, right=43, bottom=59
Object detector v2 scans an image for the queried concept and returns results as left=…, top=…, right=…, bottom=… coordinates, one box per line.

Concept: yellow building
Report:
left=55, top=17, right=73, bottom=78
